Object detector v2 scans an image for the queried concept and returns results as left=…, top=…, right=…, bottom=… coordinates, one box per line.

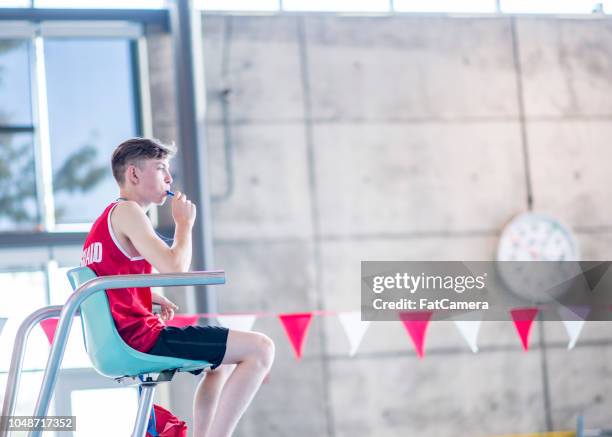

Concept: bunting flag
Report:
left=165, top=314, right=199, bottom=328
left=510, top=308, right=539, bottom=351
left=24, top=306, right=591, bottom=361
left=40, top=318, right=59, bottom=344
left=278, top=313, right=313, bottom=360
left=558, top=306, right=590, bottom=350
left=217, top=314, right=257, bottom=332
left=0, top=317, right=6, bottom=336
left=453, top=320, right=482, bottom=353
left=337, top=311, right=371, bottom=356
left=561, top=320, right=585, bottom=351
left=399, top=311, right=433, bottom=359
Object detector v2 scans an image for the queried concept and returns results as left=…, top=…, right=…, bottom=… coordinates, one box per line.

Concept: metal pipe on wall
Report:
left=168, top=0, right=218, bottom=319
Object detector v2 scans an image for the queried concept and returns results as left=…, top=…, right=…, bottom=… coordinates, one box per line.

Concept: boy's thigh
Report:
left=147, top=325, right=229, bottom=371
left=219, top=329, right=271, bottom=365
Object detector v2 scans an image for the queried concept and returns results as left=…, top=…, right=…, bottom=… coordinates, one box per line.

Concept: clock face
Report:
left=496, top=212, right=580, bottom=303
left=497, top=212, right=579, bottom=262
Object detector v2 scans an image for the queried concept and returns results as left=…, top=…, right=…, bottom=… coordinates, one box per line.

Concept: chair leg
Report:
left=132, top=383, right=156, bottom=437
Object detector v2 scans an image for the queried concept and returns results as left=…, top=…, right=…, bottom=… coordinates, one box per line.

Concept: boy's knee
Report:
left=254, top=334, right=275, bottom=369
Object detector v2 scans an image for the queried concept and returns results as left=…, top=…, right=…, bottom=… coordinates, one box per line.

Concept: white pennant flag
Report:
left=453, top=320, right=482, bottom=353
left=217, top=314, right=257, bottom=332
left=562, top=320, right=585, bottom=350
left=558, top=306, right=589, bottom=350
left=338, top=311, right=370, bottom=356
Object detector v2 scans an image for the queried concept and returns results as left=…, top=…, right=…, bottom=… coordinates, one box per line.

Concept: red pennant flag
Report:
left=165, top=314, right=199, bottom=328
left=40, top=318, right=59, bottom=345
left=399, top=311, right=433, bottom=359
left=278, top=313, right=313, bottom=360
left=510, top=308, right=539, bottom=351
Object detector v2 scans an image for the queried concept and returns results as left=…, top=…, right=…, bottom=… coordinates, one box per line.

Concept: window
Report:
left=282, top=0, right=389, bottom=12
left=500, top=0, right=605, bottom=14
left=48, top=262, right=93, bottom=369
left=71, top=387, right=139, bottom=436
left=34, top=0, right=166, bottom=7
left=44, top=38, right=139, bottom=227
left=0, top=39, right=39, bottom=232
left=0, top=0, right=31, bottom=7
left=395, top=0, right=496, bottom=13
left=196, top=0, right=279, bottom=11
left=2, top=0, right=612, bottom=13
left=0, top=252, right=100, bottom=437
left=0, top=270, right=49, bottom=373
left=0, top=39, right=32, bottom=126
left=0, top=371, right=51, bottom=425
left=0, top=133, right=39, bottom=231
left=0, top=24, right=143, bottom=233
left=0, top=262, right=94, bottom=373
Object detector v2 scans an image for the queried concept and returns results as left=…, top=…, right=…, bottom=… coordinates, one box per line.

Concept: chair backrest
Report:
left=66, top=266, right=123, bottom=373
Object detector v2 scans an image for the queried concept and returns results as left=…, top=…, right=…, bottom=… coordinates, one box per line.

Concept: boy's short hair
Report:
left=111, top=138, right=177, bottom=185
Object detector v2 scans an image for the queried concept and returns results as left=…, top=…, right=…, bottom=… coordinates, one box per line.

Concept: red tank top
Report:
left=81, top=201, right=164, bottom=352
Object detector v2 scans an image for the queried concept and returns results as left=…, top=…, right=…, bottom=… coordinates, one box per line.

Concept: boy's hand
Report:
left=158, top=296, right=179, bottom=322
left=171, top=191, right=196, bottom=227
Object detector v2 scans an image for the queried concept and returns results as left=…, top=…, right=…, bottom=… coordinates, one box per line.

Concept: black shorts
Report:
left=147, top=325, right=230, bottom=374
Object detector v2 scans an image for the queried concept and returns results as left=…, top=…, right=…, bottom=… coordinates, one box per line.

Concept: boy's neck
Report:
left=117, top=191, right=151, bottom=211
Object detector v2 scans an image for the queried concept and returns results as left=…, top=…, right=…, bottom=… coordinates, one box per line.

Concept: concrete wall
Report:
left=152, top=14, right=612, bottom=437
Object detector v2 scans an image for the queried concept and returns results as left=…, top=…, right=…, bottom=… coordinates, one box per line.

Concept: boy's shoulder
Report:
left=111, top=201, right=151, bottom=234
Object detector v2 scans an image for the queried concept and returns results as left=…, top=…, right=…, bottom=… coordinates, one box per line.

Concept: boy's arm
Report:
left=170, top=221, right=193, bottom=272
left=112, top=193, right=196, bottom=273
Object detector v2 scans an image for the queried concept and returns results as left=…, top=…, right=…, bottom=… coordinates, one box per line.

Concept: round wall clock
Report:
left=497, top=212, right=579, bottom=262
left=496, top=212, right=579, bottom=302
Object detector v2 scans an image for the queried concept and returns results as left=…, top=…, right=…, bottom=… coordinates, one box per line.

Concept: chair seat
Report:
left=67, top=266, right=210, bottom=379
left=88, top=335, right=210, bottom=378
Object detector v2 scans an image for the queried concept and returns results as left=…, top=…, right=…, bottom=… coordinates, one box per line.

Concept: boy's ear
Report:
left=126, top=164, right=139, bottom=185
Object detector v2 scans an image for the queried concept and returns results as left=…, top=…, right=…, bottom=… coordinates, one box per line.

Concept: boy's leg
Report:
left=193, top=330, right=275, bottom=437
left=193, top=364, right=236, bottom=436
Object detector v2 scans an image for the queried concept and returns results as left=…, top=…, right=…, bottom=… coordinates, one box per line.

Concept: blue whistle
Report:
left=166, top=190, right=175, bottom=197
